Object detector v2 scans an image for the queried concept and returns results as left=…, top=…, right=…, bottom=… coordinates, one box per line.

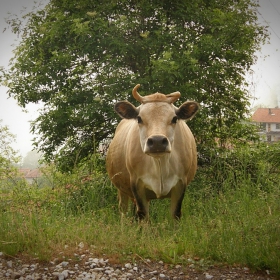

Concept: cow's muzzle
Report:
left=144, top=135, right=171, bottom=155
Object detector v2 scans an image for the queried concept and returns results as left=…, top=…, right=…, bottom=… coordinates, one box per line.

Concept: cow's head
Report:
left=115, top=84, right=199, bottom=157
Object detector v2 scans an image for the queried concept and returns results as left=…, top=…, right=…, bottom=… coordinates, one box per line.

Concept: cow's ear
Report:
left=176, top=101, right=199, bottom=120
left=114, top=101, right=139, bottom=119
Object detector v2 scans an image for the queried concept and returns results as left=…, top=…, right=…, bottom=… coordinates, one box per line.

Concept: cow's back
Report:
left=107, top=118, right=197, bottom=199
left=173, top=120, right=197, bottom=184
left=106, top=119, right=135, bottom=198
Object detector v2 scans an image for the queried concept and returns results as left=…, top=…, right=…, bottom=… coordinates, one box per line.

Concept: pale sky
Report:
left=0, top=0, right=47, bottom=157
left=0, top=0, right=280, bottom=157
left=250, top=0, right=280, bottom=108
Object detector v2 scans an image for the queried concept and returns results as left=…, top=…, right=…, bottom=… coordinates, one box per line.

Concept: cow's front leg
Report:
left=170, top=183, right=186, bottom=220
left=131, top=182, right=149, bottom=221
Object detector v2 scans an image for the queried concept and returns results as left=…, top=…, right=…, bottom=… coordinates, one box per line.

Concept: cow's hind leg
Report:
left=170, top=184, right=186, bottom=220
left=118, top=190, right=129, bottom=218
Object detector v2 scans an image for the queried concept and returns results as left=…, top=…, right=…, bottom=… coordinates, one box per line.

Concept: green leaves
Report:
left=1, top=0, right=269, bottom=171
left=0, top=120, right=21, bottom=185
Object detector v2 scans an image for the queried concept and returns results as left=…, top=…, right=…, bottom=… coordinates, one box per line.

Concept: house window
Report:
left=267, top=135, right=271, bottom=142
left=260, top=123, right=266, bottom=130
left=276, top=123, right=280, bottom=129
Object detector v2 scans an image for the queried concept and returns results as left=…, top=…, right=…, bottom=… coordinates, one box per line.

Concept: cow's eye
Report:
left=137, top=116, right=143, bottom=124
left=171, top=116, right=178, bottom=124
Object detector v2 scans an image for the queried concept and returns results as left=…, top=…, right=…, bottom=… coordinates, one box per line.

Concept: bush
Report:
left=194, top=142, right=280, bottom=195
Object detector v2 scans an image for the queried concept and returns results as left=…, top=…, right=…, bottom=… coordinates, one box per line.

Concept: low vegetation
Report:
left=0, top=143, right=279, bottom=277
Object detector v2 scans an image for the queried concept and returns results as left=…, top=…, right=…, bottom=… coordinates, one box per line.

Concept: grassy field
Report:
left=0, top=144, right=279, bottom=276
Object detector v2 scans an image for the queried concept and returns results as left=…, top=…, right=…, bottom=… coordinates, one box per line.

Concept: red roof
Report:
left=251, top=108, right=280, bottom=123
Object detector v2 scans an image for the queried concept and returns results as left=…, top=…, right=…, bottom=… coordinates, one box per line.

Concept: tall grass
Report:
left=0, top=144, right=279, bottom=276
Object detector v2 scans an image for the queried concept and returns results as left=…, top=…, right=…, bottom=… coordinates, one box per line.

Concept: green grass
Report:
left=0, top=145, right=279, bottom=276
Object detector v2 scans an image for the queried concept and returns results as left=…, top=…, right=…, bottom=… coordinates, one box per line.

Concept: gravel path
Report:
left=0, top=251, right=276, bottom=280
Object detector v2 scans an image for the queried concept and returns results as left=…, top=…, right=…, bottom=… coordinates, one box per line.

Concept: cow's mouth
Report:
left=145, top=150, right=171, bottom=157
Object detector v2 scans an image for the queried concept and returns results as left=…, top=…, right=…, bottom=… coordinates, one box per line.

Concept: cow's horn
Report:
left=166, top=92, right=181, bottom=103
left=132, top=84, right=143, bottom=103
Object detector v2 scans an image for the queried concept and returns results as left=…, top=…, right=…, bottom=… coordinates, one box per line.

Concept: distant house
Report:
left=251, top=108, right=280, bottom=142
left=18, top=168, right=41, bottom=184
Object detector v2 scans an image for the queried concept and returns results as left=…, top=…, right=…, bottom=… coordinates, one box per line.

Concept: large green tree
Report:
left=2, top=0, right=268, bottom=171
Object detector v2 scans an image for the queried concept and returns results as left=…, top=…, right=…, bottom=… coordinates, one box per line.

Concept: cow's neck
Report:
left=146, top=155, right=177, bottom=198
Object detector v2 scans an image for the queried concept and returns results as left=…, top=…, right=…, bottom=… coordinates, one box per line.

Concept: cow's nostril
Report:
left=147, top=138, right=154, bottom=147
left=162, top=138, right=168, bottom=147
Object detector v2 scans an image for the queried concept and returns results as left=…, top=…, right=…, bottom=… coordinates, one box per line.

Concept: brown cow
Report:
left=106, top=84, right=199, bottom=220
